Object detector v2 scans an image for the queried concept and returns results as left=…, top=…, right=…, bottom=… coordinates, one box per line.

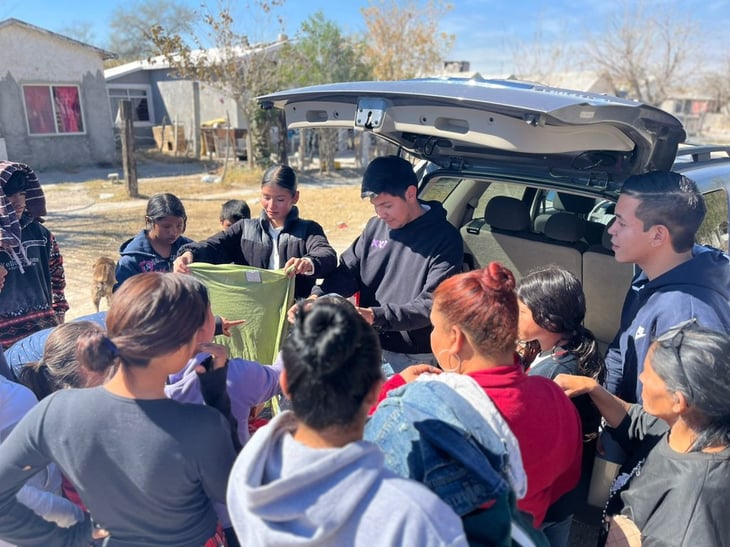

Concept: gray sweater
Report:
left=0, top=386, right=236, bottom=546
left=227, top=411, right=468, bottom=546
left=614, top=405, right=730, bottom=546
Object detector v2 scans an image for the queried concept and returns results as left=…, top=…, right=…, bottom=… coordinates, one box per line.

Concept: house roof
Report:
left=105, top=38, right=287, bottom=80
left=0, top=18, right=117, bottom=60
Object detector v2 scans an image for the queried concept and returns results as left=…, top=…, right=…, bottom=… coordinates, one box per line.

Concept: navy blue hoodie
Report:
left=317, top=201, right=463, bottom=354
left=115, top=230, right=193, bottom=290
left=605, top=245, right=730, bottom=402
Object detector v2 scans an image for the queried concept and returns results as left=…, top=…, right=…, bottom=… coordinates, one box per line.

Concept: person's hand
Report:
left=287, top=296, right=317, bottom=324
left=89, top=515, right=109, bottom=541
left=605, top=514, right=642, bottom=547
left=283, top=257, right=313, bottom=277
left=400, top=364, right=441, bottom=383
left=220, top=317, right=246, bottom=337
left=194, top=343, right=229, bottom=373
left=356, top=306, right=374, bottom=325
left=173, top=251, right=194, bottom=274
left=554, top=373, right=598, bottom=398
left=91, top=526, right=109, bottom=541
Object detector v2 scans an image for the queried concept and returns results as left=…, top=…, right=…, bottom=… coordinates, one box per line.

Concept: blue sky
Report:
left=2, top=0, right=728, bottom=75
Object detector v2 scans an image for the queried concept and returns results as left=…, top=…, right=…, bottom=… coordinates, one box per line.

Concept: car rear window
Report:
left=697, top=189, right=729, bottom=252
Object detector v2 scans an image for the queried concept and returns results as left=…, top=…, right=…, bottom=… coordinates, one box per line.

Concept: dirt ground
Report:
left=39, top=160, right=373, bottom=320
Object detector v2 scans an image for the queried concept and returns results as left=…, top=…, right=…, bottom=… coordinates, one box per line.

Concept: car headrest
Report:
left=602, top=218, right=615, bottom=250
left=485, top=196, right=530, bottom=232
left=555, top=192, right=595, bottom=215
left=543, top=212, right=586, bottom=243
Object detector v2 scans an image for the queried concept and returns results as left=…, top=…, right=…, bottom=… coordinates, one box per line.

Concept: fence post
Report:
left=120, top=100, right=139, bottom=198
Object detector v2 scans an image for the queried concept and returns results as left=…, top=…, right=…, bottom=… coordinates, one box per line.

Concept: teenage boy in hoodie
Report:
left=604, top=170, right=730, bottom=403
left=307, top=155, right=463, bottom=373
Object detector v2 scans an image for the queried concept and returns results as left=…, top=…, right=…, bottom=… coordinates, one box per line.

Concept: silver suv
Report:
left=259, top=78, right=730, bottom=351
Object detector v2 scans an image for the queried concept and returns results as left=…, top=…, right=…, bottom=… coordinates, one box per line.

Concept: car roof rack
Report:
left=676, top=144, right=730, bottom=163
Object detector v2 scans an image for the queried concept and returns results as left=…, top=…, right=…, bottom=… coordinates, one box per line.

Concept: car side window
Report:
left=419, top=177, right=461, bottom=203
left=696, top=189, right=729, bottom=252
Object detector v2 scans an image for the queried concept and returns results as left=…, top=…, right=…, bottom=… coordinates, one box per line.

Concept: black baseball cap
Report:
left=360, top=156, right=418, bottom=199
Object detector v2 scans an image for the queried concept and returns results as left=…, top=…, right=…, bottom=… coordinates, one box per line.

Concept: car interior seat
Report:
left=581, top=219, right=635, bottom=351
left=534, top=192, right=605, bottom=246
left=461, top=196, right=584, bottom=281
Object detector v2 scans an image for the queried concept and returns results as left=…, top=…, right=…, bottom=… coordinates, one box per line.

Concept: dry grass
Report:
left=42, top=169, right=373, bottom=319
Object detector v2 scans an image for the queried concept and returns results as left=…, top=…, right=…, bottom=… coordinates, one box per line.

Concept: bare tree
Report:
left=109, top=0, right=197, bottom=62
left=511, top=27, right=578, bottom=82
left=360, top=0, right=455, bottom=80
left=59, top=21, right=98, bottom=47
left=702, top=59, right=730, bottom=115
left=583, top=1, right=698, bottom=106
left=150, top=1, right=286, bottom=168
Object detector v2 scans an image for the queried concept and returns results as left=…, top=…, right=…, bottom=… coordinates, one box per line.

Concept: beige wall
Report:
left=0, top=23, right=116, bottom=169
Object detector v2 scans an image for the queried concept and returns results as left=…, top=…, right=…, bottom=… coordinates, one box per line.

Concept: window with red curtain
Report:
left=23, top=86, right=55, bottom=134
left=22, top=85, right=84, bottom=135
left=53, top=86, right=84, bottom=133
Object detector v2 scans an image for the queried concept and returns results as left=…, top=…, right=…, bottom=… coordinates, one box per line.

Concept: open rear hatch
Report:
left=259, top=77, right=685, bottom=190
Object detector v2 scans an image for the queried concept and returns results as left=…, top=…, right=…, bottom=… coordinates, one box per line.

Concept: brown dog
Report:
left=92, top=257, right=116, bottom=312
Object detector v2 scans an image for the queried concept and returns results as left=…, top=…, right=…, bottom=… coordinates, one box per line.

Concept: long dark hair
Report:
left=282, top=301, right=382, bottom=430
left=18, top=321, right=104, bottom=399
left=145, top=193, right=187, bottom=231
left=517, top=266, right=604, bottom=382
left=76, top=273, right=209, bottom=374
left=261, top=164, right=297, bottom=195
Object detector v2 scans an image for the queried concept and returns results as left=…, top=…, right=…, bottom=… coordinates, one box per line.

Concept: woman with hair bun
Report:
left=379, top=262, right=583, bottom=529
left=0, top=272, right=236, bottom=546
left=175, top=164, right=336, bottom=299
left=226, top=300, right=467, bottom=546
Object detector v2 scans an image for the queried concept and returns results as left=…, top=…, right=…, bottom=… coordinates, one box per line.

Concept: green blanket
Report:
left=189, top=263, right=294, bottom=365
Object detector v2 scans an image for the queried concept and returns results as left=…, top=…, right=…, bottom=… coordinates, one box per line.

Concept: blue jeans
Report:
left=541, top=514, right=573, bottom=547
left=381, top=350, right=436, bottom=375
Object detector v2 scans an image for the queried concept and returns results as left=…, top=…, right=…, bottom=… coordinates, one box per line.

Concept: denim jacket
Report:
left=365, top=377, right=523, bottom=516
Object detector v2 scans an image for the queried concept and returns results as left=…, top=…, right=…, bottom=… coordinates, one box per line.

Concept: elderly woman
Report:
left=556, top=321, right=730, bottom=546
left=378, top=262, right=583, bottom=529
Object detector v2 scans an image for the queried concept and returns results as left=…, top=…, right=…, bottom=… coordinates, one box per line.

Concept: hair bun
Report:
left=482, top=262, right=516, bottom=292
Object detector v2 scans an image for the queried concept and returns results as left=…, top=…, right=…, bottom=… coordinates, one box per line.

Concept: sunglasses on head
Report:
left=654, top=318, right=698, bottom=402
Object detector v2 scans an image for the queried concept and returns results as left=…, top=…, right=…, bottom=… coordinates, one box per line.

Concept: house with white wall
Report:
left=0, top=19, right=117, bottom=169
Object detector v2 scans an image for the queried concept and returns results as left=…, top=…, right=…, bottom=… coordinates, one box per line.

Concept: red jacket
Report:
left=468, top=362, right=582, bottom=525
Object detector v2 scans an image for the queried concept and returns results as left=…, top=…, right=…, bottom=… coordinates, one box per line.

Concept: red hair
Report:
left=433, top=262, right=518, bottom=356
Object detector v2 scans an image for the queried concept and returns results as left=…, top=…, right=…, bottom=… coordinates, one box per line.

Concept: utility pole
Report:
left=120, top=100, right=139, bottom=198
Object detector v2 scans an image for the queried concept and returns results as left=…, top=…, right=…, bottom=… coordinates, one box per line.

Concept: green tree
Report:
left=360, top=0, right=454, bottom=80
left=279, top=11, right=373, bottom=170
left=109, top=0, right=197, bottom=62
